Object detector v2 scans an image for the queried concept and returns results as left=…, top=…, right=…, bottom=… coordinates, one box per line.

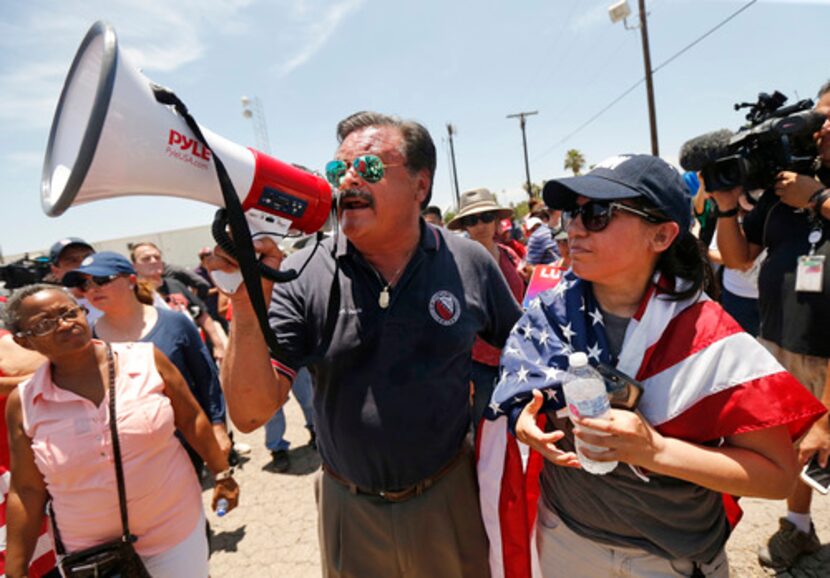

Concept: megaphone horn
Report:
left=42, top=20, right=332, bottom=239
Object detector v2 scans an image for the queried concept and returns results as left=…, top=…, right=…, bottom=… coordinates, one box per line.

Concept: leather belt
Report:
left=322, top=446, right=467, bottom=503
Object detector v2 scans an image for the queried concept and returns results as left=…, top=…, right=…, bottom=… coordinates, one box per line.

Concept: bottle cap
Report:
left=568, top=352, right=588, bottom=368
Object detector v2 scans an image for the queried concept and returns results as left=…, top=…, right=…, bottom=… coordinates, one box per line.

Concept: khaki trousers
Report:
left=314, top=449, right=491, bottom=578
left=536, top=502, right=729, bottom=578
left=758, top=338, right=828, bottom=399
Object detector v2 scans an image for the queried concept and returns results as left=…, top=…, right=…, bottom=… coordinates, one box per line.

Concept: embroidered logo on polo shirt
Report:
left=429, top=290, right=460, bottom=326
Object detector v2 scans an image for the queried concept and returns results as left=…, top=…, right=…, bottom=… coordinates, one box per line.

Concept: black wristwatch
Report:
left=810, top=187, right=830, bottom=214
left=717, top=206, right=739, bottom=219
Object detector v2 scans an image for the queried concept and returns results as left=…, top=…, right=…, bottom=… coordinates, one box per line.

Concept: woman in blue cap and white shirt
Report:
left=479, top=155, right=824, bottom=577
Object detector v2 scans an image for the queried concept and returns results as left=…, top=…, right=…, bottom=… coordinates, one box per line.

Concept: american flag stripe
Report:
left=637, top=301, right=743, bottom=381
left=477, top=418, right=541, bottom=578
left=639, top=331, right=785, bottom=427
left=0, top=469, right=57, bottom=578
left=270, top=358, right=297, bottom=380
left=658, top=371, right=821, bottom=443
left=476, top=417, right=509, bottom=578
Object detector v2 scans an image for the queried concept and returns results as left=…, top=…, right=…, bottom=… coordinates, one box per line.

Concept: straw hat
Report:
left=447, top=188, right=513, bottom=231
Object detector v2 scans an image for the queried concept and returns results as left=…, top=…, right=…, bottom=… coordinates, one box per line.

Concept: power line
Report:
left=653, top=0, right=757, bottom=74
left=533, top=0, right=758, bottom=161
left=535, top=80, right=645, bottom=160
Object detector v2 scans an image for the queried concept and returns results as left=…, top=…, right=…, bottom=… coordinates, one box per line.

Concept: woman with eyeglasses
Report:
left=447, top=188, right=526, bottom=429
left=3, top=284, right=238, bottom=578
left=479, top=155, right=825, bottom=578
left=61, top=252, right=232, bottom=476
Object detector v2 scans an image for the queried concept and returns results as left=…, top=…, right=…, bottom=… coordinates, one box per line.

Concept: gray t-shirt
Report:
left=539, top=308, right=729, bottom=562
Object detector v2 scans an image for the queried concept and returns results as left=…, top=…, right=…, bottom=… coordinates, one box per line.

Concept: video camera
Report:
left=679, top=91, right=825, bottom=192
left=0, top=256, right=51, bottom=290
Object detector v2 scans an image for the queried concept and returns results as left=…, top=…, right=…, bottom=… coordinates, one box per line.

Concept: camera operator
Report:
left=712, top=80, right=830, bottom=571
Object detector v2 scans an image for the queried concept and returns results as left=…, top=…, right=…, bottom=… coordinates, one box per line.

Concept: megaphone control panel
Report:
left=257, top=187, right=308, bottom=218
left=242, top=149, right=332, bottom=235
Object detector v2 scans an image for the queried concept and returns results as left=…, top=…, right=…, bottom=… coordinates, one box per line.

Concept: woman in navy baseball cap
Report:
left=481, top=154, right=824, bottom=578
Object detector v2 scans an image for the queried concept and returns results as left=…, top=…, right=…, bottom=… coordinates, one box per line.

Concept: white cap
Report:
left=568, top=352, right=588, bottom=368
left=525, top=216, right=543, bottom=230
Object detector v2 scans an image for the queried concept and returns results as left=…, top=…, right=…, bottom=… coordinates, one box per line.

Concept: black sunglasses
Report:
left=79, top=274, right=122, bottom=291
left=460, top=212, right=498, bottom=228
left=565, top=200, right=666, bottom=233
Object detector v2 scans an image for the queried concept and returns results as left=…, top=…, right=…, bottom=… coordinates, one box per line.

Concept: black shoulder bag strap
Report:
left=49, top=344, right=135, bottom=555
left=105, top=344, right=135, bottom=545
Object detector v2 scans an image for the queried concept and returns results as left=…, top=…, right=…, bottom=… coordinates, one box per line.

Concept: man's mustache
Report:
left=338, top=188, right=375, bottom=209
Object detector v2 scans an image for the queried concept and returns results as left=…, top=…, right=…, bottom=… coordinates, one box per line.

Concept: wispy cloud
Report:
left=0, top=0, right=365, bottom=131
left=0, top=0, right=257, bottom=129
left=570, top=1, right=615, bottom=33
left=276, top=0, right=367, bottom=77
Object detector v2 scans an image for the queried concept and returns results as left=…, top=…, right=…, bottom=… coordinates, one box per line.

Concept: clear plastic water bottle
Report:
left=562, top=352, right=618, bottom=475
left=216, top=498, right=229, bottom=517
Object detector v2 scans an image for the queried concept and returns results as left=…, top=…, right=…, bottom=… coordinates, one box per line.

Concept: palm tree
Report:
left=564, top=149, right=586, bottom=176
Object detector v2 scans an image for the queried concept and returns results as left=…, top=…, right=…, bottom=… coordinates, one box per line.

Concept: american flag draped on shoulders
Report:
left=476, top=271, right=826, bottom=578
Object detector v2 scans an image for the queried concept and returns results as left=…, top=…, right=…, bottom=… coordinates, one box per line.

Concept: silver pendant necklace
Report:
left=379, top=285, right=392, bottom=309
left=375, top=260, right=408, bottom=309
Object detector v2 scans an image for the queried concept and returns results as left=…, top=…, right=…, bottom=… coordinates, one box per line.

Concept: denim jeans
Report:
left=264, top=367, right=315, bottom=451
left=721, top=288, right=760, bottom=337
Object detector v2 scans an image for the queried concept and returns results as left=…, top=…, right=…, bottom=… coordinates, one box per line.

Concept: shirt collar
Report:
left=334, top=218, right=441, bottom=260
left=30, top=339, right=108, bottom=405
left=30, top=362, right=77, bottom=404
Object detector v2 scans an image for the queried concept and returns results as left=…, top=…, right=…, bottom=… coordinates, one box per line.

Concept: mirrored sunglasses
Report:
left=564, top=200, right=666, bottom=233
left=17, top=305, right=88, bottom=338
left=460, top=212, right=498, bottom=228
left=324, top=155, right=401, bottom=188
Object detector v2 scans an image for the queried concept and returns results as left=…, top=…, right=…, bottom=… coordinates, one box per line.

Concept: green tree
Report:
left=564, top=149, right=586, bottom=176
left=522, top=181, right=543, bottom=199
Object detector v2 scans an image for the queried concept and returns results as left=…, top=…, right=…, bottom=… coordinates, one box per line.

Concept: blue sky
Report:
left=1, top=0, right=829, bottom=257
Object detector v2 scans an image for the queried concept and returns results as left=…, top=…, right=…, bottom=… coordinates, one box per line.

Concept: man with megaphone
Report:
left=208, top=111, right=522, bottom=578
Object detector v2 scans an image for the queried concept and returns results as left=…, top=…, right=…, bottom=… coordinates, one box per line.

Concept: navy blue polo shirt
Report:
left=269, top=221, right=522, bottom=491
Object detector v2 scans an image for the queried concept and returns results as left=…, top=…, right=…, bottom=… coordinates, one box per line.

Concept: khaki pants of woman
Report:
left=536, top=502, right=729, bottom=578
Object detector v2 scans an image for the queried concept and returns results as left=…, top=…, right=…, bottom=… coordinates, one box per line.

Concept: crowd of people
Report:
left=0, top=81, right=829, bottom=578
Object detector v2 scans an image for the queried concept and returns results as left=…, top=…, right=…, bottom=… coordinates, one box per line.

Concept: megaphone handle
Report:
left=211, top=209, right=298, bottom=283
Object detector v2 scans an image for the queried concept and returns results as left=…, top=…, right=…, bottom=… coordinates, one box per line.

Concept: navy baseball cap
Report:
left=62, top=251, right=135, bottom=287
left=49, top=237, right=94, bottom=264
left=542, top=154, right=692, bottom=232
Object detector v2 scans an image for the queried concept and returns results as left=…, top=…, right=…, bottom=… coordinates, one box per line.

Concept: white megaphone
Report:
left=41, top=21, right=333, bottom=291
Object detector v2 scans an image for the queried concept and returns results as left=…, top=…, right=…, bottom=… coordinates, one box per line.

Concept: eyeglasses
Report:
left=324, top=155, right=402, bottom=188
left=564, top=200, right=666, bottom=233
left=459, top=212, right=498, bottom=228
left=16, top=306, right=88, bottom=338
left=79, top=274, right=121, bottom=291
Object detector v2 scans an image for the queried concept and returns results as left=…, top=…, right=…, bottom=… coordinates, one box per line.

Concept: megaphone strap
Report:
left=152, top=85, right=285, bottom=361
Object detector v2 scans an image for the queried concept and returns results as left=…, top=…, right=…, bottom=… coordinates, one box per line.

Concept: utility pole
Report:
left=506, top=111, right=538, bottom=199
left=638, top=0, right=659, bottom=156
left=609, top=0, right=658, bottom=156
left=241, top=96, right=272, bottom=153
left=446, top=123, right=461, bottom=208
